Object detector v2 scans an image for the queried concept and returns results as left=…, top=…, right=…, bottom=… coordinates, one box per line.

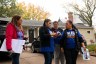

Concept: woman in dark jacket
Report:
left=39, top=19, right=56, bottom=64
left=60, top=20, right=86, bottom=64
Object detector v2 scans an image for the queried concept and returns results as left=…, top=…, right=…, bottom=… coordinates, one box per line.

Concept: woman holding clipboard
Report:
left=6, top=15, right=26, bottom=64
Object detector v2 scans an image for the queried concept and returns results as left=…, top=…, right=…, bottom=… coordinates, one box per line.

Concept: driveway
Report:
left=0, top=50, right=96, bottom=64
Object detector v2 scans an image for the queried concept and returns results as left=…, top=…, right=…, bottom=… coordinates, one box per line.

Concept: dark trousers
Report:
left=64, top=48, right=78, bottom=64
left=11, top=53, right=20, bottom=64
left=43, top=52, right=53, bottom=64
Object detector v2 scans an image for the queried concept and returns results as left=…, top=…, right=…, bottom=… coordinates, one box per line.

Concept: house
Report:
left=22, top=20, right=95, bottom=45
left=67, top=12, right=95, bottom=44
left=0, top=17, right=95, bottom=45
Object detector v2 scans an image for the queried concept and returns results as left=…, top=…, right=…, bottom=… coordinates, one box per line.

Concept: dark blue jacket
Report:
left=39, top=27, right=54, bottom=52
left=51, top=28, right=63, bottom=44
left=60, top=29, right=84, bottom=49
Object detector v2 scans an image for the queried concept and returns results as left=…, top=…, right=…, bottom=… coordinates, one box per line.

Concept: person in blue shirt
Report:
left=39, top=19, right=57, bottom=64
left=51, top=21, right=65, bottom=64
left=60, top=20, right=86, bottom=64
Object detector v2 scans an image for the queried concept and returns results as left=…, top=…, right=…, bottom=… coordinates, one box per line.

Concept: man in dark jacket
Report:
left=52, top=21, right=65, bottom=64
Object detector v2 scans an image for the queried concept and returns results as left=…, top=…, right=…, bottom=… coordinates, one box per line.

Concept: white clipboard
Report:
left=0, top=39, right=25, bottom=53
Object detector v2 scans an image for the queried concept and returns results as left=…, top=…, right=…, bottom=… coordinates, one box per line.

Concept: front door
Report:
left=29, top=29, right=34, bottom=43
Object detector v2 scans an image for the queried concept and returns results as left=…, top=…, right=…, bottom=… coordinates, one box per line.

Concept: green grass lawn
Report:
left=87, top=44, right=96, bottom=52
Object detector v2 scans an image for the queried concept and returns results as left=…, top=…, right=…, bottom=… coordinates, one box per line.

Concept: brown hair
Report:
left=43, top=19, right=51, bottom=27
left=53, top=21, right=58, bottom=24
left=67, top=20, right=77, bottom=30
left=11, top=15, right=21, bottom=26
left=11, top=15, right=23, bottom=31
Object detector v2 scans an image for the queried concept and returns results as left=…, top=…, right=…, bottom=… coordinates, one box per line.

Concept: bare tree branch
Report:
left=69, top=0, right=96, bottom=27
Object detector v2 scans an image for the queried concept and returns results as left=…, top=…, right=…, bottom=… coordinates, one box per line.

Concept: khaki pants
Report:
left=54, top=44, right=65, bottom=64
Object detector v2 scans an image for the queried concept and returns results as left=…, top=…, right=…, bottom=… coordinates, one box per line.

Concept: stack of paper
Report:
left=81, top=47, right=90, bottom=60
left=0, top=39, right=25, bottom=53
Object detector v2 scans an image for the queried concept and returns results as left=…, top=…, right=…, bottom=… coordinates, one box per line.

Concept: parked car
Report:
left=31, top=37, right=41, bottom=53
left=0, top=20, right=10, bottom=59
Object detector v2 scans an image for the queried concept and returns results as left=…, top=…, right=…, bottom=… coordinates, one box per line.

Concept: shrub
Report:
left=87, top=44, right=96, bottom=52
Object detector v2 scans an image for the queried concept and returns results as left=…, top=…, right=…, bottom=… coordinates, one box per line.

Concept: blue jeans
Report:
left=43, top=52, right=53, bottom=64
left=11, top=53, right=20, bottom=64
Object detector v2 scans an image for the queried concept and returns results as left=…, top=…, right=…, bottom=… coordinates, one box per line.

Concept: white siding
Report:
left=23, top=26, right=95, bottom=45
left=78, top=28, right=95, bottom=45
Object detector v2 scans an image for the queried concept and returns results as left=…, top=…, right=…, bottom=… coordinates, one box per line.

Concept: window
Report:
left=87, top=31, right=90, bottom=34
